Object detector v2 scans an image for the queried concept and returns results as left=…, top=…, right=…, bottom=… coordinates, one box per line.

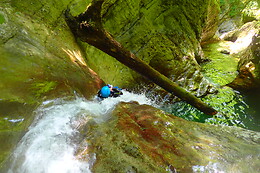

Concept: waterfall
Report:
left=7, top=91, right=154, bottom=173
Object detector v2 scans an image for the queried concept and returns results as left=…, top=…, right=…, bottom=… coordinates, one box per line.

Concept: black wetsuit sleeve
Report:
left=111, top=88, right=123, bottom=97
left=97, top=90, right=102, bottom=98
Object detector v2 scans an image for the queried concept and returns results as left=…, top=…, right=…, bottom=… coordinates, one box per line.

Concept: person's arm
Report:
left=111, top=88, right=123, bottom=97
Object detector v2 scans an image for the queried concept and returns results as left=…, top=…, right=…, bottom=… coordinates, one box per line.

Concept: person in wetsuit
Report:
left=97, top=84, right=123, bottom=99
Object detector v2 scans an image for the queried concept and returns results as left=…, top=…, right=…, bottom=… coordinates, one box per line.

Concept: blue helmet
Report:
left=100, top=86, right=111, bottom=98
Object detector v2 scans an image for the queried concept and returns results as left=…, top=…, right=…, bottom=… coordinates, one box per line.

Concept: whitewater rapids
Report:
left=7, top=91, right=154, bottom=173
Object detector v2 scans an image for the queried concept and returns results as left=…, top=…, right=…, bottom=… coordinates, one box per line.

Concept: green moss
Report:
left=31, top=81, right=57, bottom=97
left=219, top=0, right=260, bottom=25
left=0, top=100, right=36, bottom=165
left=201, top=0, right=220, bottom=42
left=220, top=0, right=247, bottom=18
left=0, top=14, right=5, bottom=24
left=202, top=42, right=239, bottom=86
left=84, top=0, right=211, bottom=90
left=0, top=1, right=101, bottom=103
left=0, top=0, right=103, bottom=167
left=0, top=117, right=24, bottom=131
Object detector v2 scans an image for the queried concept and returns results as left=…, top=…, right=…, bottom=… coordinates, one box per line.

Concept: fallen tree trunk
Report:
left=64, top=0, right=217, bottom=115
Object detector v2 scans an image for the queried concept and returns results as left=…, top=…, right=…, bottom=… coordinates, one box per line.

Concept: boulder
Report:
left=77, top=102, right=260, bottom=173
left=228, top=31, right=260, bottom=91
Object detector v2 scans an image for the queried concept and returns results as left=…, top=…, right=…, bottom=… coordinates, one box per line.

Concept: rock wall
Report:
left=0, top=0, right=259, bottom=170
left=1, top=0, right=102, bottom=103
left=82, top=0, right=218, bottom=97
left=217, top=0, right=260, bottom=91
left=0, top=0, right=102, bottom=165
left=227, top=29, right=260, bottom=91
left=201, top=0, right=220, bottom=43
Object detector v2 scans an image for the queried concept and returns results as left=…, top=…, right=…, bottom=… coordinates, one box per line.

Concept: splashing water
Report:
left=7, top=91, right=154, bottom=173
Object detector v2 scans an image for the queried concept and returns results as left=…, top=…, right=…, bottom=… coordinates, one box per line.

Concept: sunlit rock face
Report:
left=202, top=0, right=260, bottom=114
left=228, top=30, right=260, bottom=91
left=218, top=20, right=260, bottom=91
left=220, top=21, right=259, bottom=54
left=0, top=3, right=102, bottom=103
left=242, top=0, right=260, bottom=23
left=77, top=102, right=260, bottom=173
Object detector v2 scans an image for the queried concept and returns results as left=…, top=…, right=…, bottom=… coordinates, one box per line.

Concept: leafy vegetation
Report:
left=219, top=0, right=255, bottom=22
left=219, top=0, right=251, bottom=18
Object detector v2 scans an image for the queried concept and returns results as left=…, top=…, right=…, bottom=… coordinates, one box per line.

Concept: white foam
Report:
left=8, top=91, right=154, bottom=173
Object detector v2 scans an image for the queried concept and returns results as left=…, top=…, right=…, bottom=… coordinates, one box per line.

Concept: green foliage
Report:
left=220, top=0, right=249, bottom=17
left=242, top=1, right=260, bottom=22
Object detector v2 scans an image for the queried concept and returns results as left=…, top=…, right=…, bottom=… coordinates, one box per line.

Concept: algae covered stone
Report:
left=0, top=1, right=102, bottom=166
left=83, top=0, right=216, bottom=96
left=77, top=102, right=260, bottom=173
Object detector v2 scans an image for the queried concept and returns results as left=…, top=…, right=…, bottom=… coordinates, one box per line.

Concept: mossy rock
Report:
left=77, top=102, right=260, bottom=173
left=242, top=0, right=260, bottom=23
left=82, top=0, right=215, bottom=95
left=0, top=2, right=103, bottom=103
left=0, top=101, right=36, bottom=165
left=228, top=30, right=260, bottom=91
left=201, top=0, right=221, bottom=43
left=0, top=13, right=5, bottom=24
left=0, top=1, right=102, bottom=166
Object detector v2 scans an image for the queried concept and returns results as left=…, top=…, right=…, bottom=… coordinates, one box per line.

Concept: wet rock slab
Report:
left=78, top=102, right=260, bottom=173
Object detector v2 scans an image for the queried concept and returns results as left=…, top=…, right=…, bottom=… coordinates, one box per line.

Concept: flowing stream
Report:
left=7, top=91, right=154, bottom=173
